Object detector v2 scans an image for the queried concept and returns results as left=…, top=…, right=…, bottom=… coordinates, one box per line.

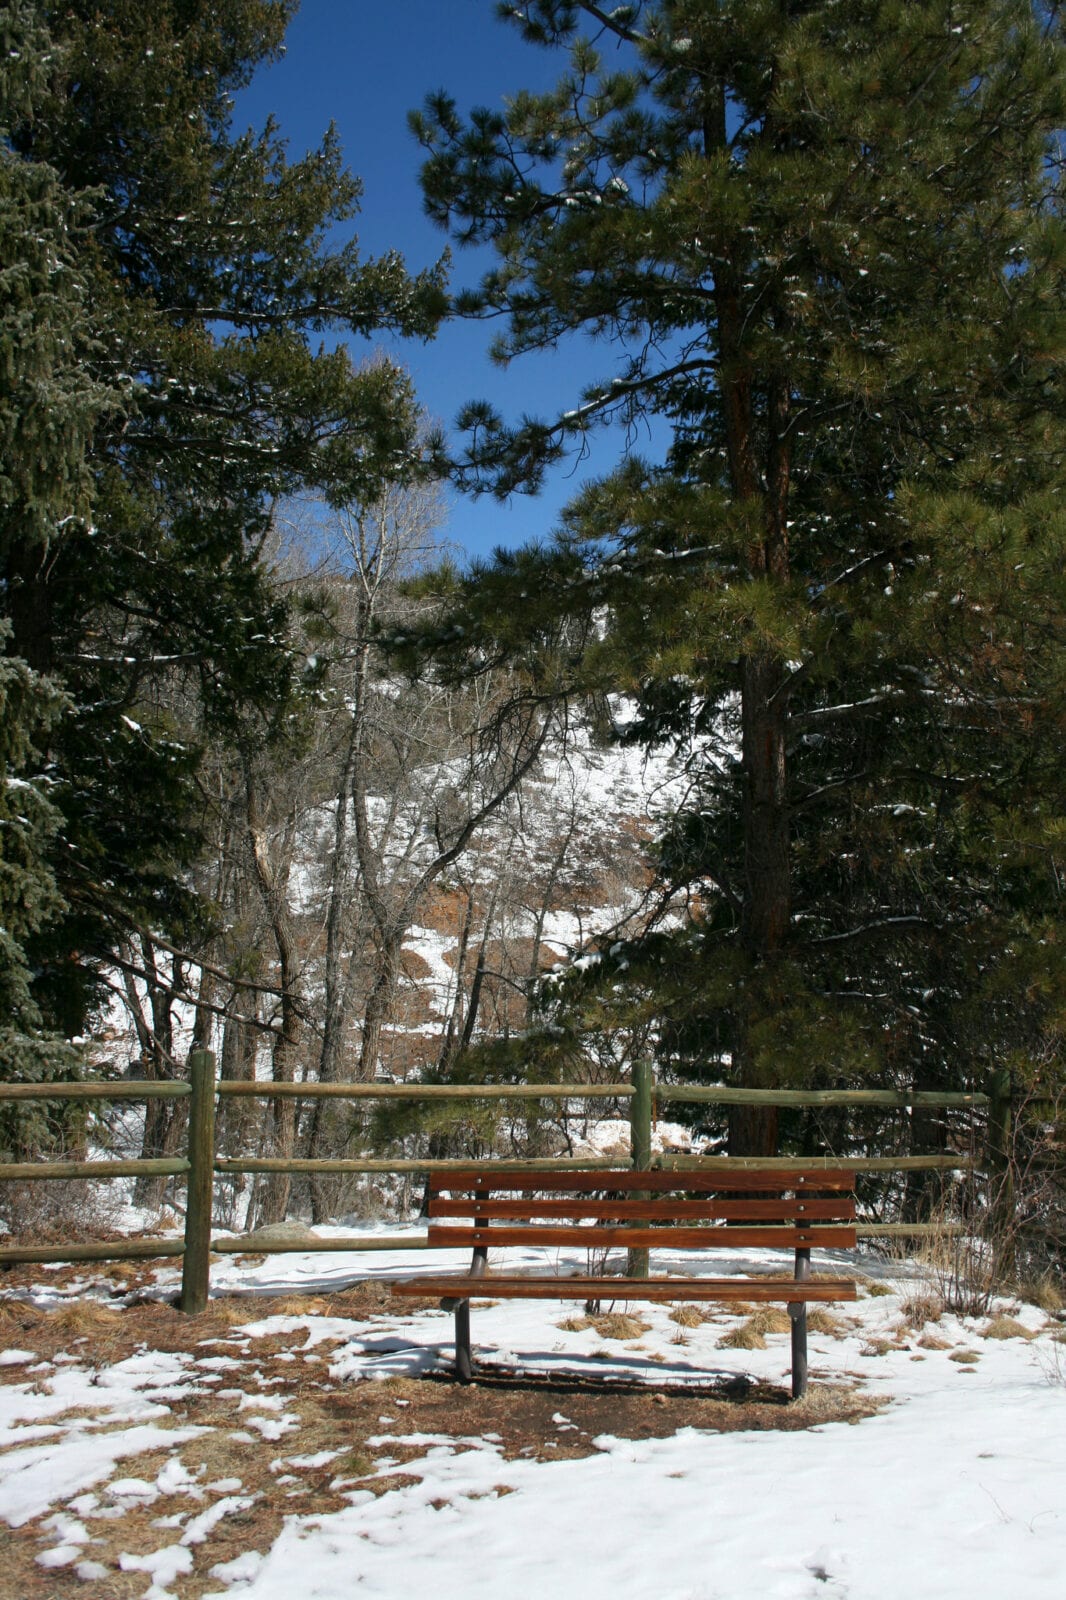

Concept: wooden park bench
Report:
left=392, top=1167, right=857, bottom=1397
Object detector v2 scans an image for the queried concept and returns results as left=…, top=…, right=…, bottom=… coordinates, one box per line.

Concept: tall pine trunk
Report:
left=715, top=151, right=793, bottom=1156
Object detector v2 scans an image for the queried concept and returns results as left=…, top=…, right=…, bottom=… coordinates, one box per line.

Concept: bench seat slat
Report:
left=430, top=1168, right=854, bottom=1195
left=427, top=1223, right=857, bottom=1251
left=429, top=1197, right=855, bottom=1223
left=392, top=1273, right=858, bottom=1304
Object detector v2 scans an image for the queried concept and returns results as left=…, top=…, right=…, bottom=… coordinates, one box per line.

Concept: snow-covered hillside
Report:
left=103, top=707, right=692, bottom=1089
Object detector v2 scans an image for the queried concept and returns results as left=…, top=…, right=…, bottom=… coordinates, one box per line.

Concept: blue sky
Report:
left=236, top=0, right=663, bottom=560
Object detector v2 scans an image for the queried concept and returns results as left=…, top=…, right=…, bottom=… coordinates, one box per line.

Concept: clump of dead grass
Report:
left=589, top=1312, right=650, bottom=1340
left=201, top=1297, right=260, bottom=1328
left=806, top=1309, right=847, bottom=1338
left=557, top=1312, right=651, bottom=1340
left=718, top=1323, right=767, bottom=1351
left=749, top=1307, right=791, bottom=1335
left=44, top=1299, right=124, bottom=1337
left=263, top=1294, right=336, bottom=1319
left=899, top=1291, right=944, bottom=1329
left=982, top=1315, right=1037, bottom=1341
left=0, top=1299, right=27, bottom=1331
left=862, top=1281, right=895, bottom=1298
left=717, top=1308, right=791, bottom=1351
left=950, top=1348, right=981, bottom=1364
left=1020, top=1274, right=1064, bottom=1316
left=789, top=1383, right=884, bottom=1425
left=669, top=1305, right=708, bottom=1329
left=335, top=1448, right=376, bottom=1479
left=918, top=1332, right=953, bottom=1351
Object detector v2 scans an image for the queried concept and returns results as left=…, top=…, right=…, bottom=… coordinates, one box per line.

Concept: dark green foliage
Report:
left=412, top=2, right=1066, bottom=1138
left=1, top=1, right=445, bottom=1047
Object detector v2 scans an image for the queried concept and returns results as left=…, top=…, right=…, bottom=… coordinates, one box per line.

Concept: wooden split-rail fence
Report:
left=0, top=1052, right=1006, bottom=1313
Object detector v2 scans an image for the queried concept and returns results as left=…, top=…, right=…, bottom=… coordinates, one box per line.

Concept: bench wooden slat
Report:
left=430, top=1168, right=855, bottom=1195
left=428, top=1197, right=856, bottom=1223
left=426, top=1223, right=858, bottom=1251
left=392, top=1273, right=858, bottom=1304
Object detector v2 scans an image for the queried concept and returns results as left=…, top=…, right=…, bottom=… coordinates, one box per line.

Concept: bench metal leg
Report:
left=455, top=1298, right=474, bottom=1383
left=789, top=1246, right=811, bottom=1400
left=453, top=1243, right=487, bottom=1383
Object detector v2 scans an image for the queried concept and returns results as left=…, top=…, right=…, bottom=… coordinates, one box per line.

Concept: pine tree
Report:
left=1, top=1, right=445, bottom=1044
left=0, top=2, right=118, bottom=1088
left=411, top=1, right=1065, bottom=1149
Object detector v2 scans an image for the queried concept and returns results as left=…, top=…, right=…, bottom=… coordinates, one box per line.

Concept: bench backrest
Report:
left=426, top=1168, right=857, bottom=1252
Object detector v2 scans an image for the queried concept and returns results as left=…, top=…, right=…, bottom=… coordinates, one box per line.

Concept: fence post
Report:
left=628, top=1059, right=653, bottom=1278
left=987, top=1066, right=1015, bottom=1278
left=180, top=1049, right=217, bottom=1314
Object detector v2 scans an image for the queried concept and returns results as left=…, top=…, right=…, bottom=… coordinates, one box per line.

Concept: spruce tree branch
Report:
left=806, top=915, right=934, bottom=947
left=791, top=692, right=905, bottom=729
left=791, top=772, right=871, bottom=813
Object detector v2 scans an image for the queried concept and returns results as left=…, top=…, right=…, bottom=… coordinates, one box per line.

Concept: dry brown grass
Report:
left=899, top=1292, right=944, bottom=1329
left=669, top=1305, right=708, bottom=1329
left=788, top=1384, right=883, bottom=1425
left=1020, top=1275, right=1064, bottom=1315
left=749, top=1307, right=792, bottom=1336
left=862, top=1281, right=895, bottom=1298
left=918, top=1332, right=953, bottom=1351
left=717, top=1322, right=767, bottom=1350
left=982, top=1315, right=1037, bottom=1341
left=806, top=1309, right=847, bottom=1338
left=43, top=1300, right=125, bottom=1337
left=589, top=1312, right=651, bottom=1340
left=716, top=1308, right=791, bottom=1351
left=556, top=1312, right=651, bottom=1340
left=949, top=1348, right=981, bottom=1364
left=0, top=1299, right=31, bottom=1332
left=249, top=1294, right=336, bottom=1319
left=203, top=1298, right=264, bottom=1328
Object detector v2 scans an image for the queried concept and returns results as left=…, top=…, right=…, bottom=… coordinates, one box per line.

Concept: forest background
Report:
left=1, top=0, right=1063, bottom=1238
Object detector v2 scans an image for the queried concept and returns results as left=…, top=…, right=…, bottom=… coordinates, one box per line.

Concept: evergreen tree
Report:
left=410, top=1, right=1065, bottom=1148
left=1, top=1, right=445, bottom=1047
left=0, top=1, right=118, bottom=1086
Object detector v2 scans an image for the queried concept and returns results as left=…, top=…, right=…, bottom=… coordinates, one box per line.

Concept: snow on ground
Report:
left=1, top=1234, right=1064, bottom=1599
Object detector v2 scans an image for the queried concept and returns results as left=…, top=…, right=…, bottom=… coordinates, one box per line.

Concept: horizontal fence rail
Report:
left=657, top=1086, right=990, bottom=1108
left=0, top=1081, right=191, bottom=1101
left=655, top=1154, right=978, bottom=1173
left=0, top=1050, right=1003, bottom=1299
left=214, top=1081, right=633, bottom=1100
left=215, top=1156, right=622, bottom=1175
left=0, top=1239, right=187, bottom=1266
left=0, top=1157, right=189, bottom=1182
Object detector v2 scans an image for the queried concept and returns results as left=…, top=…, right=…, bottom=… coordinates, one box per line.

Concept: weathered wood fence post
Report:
left=180, top=1049, right=217, bottom=1314
left=628, top=1059, right=653, bottom=1278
